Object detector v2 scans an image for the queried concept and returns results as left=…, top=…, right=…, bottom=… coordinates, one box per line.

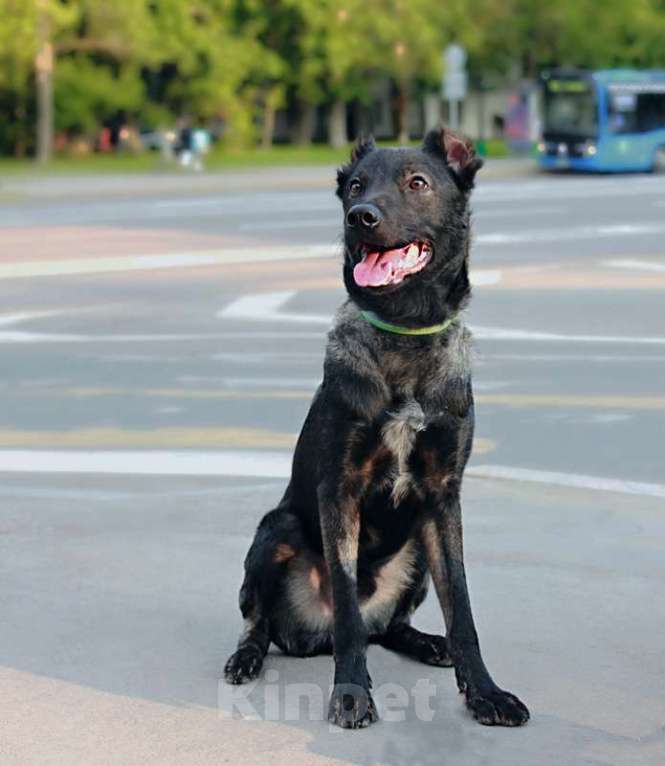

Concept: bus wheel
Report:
left=654, top=147, right=665, bottom=173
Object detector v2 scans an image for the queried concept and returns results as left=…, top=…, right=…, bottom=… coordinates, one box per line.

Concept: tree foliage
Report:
left=0, top=0, right=664, bottom=155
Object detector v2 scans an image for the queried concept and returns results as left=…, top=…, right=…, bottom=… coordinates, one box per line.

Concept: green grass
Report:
left=0, top=139, right=513, bottom=176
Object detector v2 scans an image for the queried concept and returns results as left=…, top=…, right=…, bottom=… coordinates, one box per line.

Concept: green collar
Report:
left=360, top=310, right=458, bottom=336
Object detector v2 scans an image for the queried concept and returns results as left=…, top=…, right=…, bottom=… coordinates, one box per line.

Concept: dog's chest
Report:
left=381, top=399, right=426, bottom=505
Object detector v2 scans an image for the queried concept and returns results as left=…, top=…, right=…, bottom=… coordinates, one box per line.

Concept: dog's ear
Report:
left=336, top=136, right=376, bottom=198
left=423, top=126, right=483, bottom=190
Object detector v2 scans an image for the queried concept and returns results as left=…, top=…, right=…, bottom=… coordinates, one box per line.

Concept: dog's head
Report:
left=336, top=126, right=482, bottom=326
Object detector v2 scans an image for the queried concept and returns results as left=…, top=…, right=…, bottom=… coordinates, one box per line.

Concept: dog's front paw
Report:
left=223, top=646, right=264, bottom=685
left=465, top=686, right=529, bottom=726
left=328, top=683, right=379, bottom=729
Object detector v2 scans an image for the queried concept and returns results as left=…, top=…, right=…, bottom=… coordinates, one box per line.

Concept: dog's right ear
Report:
left=336, top=136, right=376, bottom=198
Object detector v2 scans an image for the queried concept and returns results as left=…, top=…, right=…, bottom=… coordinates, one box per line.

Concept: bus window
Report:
left=608, top=86, right=665, bottom=134
left=637, top=93, right=665, bottom=132
left=608, top=92, right=638, bottom=134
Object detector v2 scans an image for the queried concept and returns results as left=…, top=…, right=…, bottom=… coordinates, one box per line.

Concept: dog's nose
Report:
left=346, top=204, right=382, bottom=230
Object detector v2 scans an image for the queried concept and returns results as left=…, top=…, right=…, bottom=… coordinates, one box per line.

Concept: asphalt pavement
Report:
left=0, top=161, right=664, bottom=765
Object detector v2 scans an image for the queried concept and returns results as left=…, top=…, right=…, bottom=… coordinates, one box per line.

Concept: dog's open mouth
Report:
left=352, top=241, right=432, bottom=288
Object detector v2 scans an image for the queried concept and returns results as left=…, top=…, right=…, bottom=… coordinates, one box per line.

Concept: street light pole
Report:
left=35, top=0, right=54, bottom=164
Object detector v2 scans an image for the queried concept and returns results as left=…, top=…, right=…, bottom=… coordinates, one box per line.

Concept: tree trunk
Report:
left=35, top=1, right=53, bottom=164
left=328, top=98, right=347, bottom=148
left=295, top=102, right=316, bottom=146
left=261, top=100, right=276, bottom=150
left=397, top=80, right=410, bottom=144
left=14, top=101, right=27, bottom=158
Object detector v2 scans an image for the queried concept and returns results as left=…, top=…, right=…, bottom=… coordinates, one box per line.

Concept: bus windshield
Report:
left=543, top=79, right=598, bottom=136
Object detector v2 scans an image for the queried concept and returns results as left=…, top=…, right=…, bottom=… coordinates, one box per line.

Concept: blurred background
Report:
left=1, top=3, right=665, bottom=766
left=0, top=0, right=664, bottom=165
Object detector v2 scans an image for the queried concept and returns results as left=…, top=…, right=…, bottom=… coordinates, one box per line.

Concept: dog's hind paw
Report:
left=328, top=683, right=379, bottom=729
left=417, top=634, right=453, bottom=667
left=465, top=686, right=530, bottom=727
left=223, top=646, right=264, bottom=685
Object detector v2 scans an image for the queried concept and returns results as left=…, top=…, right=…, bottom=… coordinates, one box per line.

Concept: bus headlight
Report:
left=586, top=143, right=597, bottom=156
left=537, top=141, right=545, bottom=154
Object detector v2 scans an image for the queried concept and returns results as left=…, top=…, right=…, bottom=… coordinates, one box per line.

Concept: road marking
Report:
left=476, top=394, right=665, bottom=410
left=0, top=450, right=293, bottom=478
left=238, top=218, right=337, bottom=231
left=468, top=465, right=665, bottom=500
left=475, top=205, right=566, bottom=218
left=0, top=427, right=298, bottom=449
left=605, top=258, right=665, bottom=273
left=0, top=331, right=275, bottom=344
left=176, top=375, right=321, bottom=388
left=482, top=353, right=665, bottom=363
left=219, top=291, right=665, bottom=346
left=476, top=222, right=665, bottom=245
left=471, top=327, right=665, bottom=345
left=0, top=245, right=336, bottom=281
left=219, top=290, right=330, bottom=325
left=0, top=428, right=494, bottom=455
left=470, top=269, right=502, bottom=286
left=0, top=450, right=661, bottom=499
left=46, top=386, right=665, bottom=410
left=0, top=311, right=66, bottom=327
left=60, top=386, right=312, bottom=400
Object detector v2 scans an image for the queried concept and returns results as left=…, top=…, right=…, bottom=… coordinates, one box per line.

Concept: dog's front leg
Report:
left=319, top=479, right=378, bottom=729
left=422, top=491, right=529, bottom=726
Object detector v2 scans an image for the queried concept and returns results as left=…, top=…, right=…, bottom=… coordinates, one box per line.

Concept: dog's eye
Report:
left=408, top=176, right=429, bottom=191
left=348, top=179, right=362, bottom=196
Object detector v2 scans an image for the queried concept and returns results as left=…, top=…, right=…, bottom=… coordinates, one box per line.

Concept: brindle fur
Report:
left=224, top=126, right=529, bottom=730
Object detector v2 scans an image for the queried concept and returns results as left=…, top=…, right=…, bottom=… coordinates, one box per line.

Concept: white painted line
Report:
left=0, top=450, right=292, bottom=478
left=0, top=245, right=337, bottom=281
left=176, top=375, right=321, bottom=388
left=605, top=258, right=665, bottom=273
left=475, top=176, right=665, bottom=204
left=483, top=353, right=665, bottom=363
left=1, top=450, right=663, bottom=500
left=0, top=331, right=259, bottom=344
left=238, top=218, right=337, bottom=231
left=470, top=269, right=502, bottom=286
left=475, top=205, right=566, bottom=218
left=471, top=326, right=665, bottom=345
left=219, top=291, right=665, bottom=345
left=0, top=311, right=65, bottom=327
left=468, top=465, right=665, bottom=500
left=476, top=222, right=665, bottom=246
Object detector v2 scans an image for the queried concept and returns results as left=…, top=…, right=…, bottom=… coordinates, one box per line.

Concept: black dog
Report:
left=224, top=127, right=529, bottom=730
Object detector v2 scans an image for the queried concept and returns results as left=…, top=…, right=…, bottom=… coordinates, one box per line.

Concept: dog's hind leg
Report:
left=224, top=507, right=301, bottom=685
left=377, top=623, right=453, bottom=667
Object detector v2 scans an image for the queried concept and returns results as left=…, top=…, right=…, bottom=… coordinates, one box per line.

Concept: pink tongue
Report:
left=353, top=246, right=410, bottom=287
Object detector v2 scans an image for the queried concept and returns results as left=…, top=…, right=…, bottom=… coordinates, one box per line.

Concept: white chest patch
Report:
left=381, top=400, right=425, bottom=505
left=360, top=539, right=417, bottom=629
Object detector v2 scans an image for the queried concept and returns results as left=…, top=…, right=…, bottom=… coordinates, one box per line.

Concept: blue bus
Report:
left=537, top=69, right=665, bottom=172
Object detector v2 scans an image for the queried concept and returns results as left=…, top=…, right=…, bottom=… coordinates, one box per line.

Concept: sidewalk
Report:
left=1, top=471, right=663, bottom=765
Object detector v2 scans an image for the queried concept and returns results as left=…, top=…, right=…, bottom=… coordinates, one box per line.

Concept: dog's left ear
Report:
left=336, top=136, right=376, bottom=198
left=423, top=127, right=483, bottom=190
